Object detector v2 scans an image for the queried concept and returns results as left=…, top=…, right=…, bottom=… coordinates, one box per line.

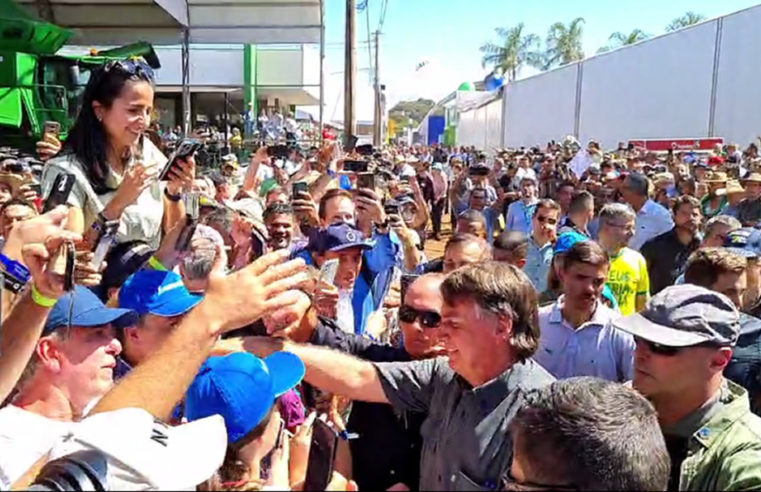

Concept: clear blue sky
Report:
left=320, top=0, right=759, bottom=118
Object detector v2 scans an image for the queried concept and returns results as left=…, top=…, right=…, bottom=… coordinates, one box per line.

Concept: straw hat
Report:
left=743, top=172, right=761, bottom=184
left=717, top=180, right=745, bottom=196
left=704, top=171, right=728, bottom=183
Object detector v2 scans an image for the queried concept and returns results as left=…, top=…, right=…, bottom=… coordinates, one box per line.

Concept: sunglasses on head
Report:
left=399, top=305, right=442, bottom=328
left=104, top=58, right=155, bottom=81
left=635, top=336, right=723, bottom=356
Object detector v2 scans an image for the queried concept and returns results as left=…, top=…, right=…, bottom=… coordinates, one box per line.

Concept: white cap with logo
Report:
left=48, top=408, right=227, bottom=490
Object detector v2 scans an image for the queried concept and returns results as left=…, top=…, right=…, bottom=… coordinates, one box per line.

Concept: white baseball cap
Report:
left=48, top=408, right=227, bottom=491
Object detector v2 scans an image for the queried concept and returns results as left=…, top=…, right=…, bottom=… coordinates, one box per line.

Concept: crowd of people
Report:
left=0, top=56, right=760, bottom=491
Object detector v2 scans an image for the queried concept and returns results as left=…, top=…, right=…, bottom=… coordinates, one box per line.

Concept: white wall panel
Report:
left=579, top=21, right=717, bottom=148
left=257, top=49, right=304, bottom=87
left=485, top=98, right=503, bottom=151
left=504, top=64, right=578, bottom=147
left=713, top=6, right=761, bottom=145
left=154, top=46, right=244, bottom=87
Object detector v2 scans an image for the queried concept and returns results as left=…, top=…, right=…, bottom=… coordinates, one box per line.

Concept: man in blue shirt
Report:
left=536, top=240, right=634, bottom=382
left=506, top=176, right=540, bottom=234
left=464, top=186, right=502, bottom=244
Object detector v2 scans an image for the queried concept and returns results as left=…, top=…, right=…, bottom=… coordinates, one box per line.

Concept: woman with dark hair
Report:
left=41, top=59, right=194, bottom=248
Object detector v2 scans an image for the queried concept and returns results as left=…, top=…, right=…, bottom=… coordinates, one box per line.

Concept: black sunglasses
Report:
left=104, top=58, right=155, bottom=81
left=399, top=305, right=442, bottom=328
left=635, top=336, right=722, bottom=356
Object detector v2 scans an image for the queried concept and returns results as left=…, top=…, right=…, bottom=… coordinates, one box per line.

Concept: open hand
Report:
left=200, top=249, right=309, bottom=335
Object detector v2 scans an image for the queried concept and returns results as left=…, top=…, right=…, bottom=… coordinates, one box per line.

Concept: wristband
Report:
left=164, top=187, right=182, bottom=202
left=31, top=284, right=57, bottom=308
left=327, top=169, right=337, bottom=179
left=0, top=253, right=31, bottom=284
left=148, top=256, right=168, bottom=271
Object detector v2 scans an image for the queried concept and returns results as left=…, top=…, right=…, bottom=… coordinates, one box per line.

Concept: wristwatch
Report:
left=164, top=187, right=182, bottom=202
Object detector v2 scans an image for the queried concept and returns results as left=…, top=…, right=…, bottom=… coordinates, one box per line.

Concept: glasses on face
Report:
left=536, top=215, right=557, bottom=225
left=635, top=336, right=721, bottom=356
left=398, top=305, right=442, bottom=328
left=104, top=58, right=155, bottom=81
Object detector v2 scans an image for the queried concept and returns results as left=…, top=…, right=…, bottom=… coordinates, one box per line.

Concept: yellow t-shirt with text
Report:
left=607, top=247, right=650, bottom=316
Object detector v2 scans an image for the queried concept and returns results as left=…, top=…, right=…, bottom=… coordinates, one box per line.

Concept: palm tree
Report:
left=479, top=23, right=542, bottom=82
left=666, top=11, right=706, bottom=32
left=542, top=17, right=585, bottom=70
left=598, top=29, right=649, bottom=53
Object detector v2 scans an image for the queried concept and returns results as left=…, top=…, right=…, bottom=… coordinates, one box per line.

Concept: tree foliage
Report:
left=598, top=29, right=649, bottom=53
left=479, top=23, right=543, bottom=81
left=388, top=98, right=436, bottom=129
left=666, top=11, right=706, bottom=32
left=541, top=17, right=585, bottom=70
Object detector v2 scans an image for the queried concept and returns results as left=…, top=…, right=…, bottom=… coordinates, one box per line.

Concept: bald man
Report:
left=240, top=274, right=446, bottom=490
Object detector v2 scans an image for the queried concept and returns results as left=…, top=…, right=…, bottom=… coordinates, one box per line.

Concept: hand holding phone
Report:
left=160, top=139, right=202, bottom=181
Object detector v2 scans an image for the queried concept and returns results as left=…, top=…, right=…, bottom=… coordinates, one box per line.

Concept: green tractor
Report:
left=0, top=0, right=160, bottom=152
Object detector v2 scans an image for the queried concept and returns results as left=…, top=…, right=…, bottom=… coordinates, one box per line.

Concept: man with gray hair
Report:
left=615, top=285, right=761, bottom=490
left=701, top=214, right=742, bottom=248
left=235, top=261, right=554, bottom=491
left=620, top=173, right=674, bottom=250
left=597, top=203, right=650, bottom=315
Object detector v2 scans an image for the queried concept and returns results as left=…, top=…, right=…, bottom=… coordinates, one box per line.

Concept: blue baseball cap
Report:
left=45, top=286, right=138, bottom=336
left=312, top=222, right=374, bottom=254
left=724, top=227, right=761, bottom=258
left=554, top=230, right=589, bottom=255
left=185, top=352, right=305, bottom=444
left=118, top=270, right=202, bottom=317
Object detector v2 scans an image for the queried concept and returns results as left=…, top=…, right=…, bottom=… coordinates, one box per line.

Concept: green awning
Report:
left=0, top=0, right=72, bottom=55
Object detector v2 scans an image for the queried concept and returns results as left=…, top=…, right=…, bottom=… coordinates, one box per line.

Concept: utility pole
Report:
left=373, top=30, right=381, bottom=146
left=344, top=0, right=357, bottom=143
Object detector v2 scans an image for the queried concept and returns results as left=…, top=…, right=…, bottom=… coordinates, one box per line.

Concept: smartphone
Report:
left=355, top=144, right=374, bottom=156
left=303, top=418, right=339, bottom=491
left=266, top=145, right=290, bottom=160
left=42, top=173, right=76, bottom=213
left=43, top=121, right=61, bottom=139
left=28, top=182, right=42, bottom=196
left=356, top=172, right=376, bottom=191
left=384, top=200, right=400, bottom=216
left=343, top=160, right=368, bottom=173
left=319, top=258, right=339, bottom=286
left=251, top=227, right=267, bottom=259
left=400, top=274, right=420, bottom=304
left=50, top=241, right=75, bottom=292
left=292, top=181, right=309, bottom=197
left=176, top=193, right=200, bottom=252
left=160, top=139, right=202, bottom=181
left=274, top=419, right=287, bottom=449
left=91, top=220, right=119, bottom=269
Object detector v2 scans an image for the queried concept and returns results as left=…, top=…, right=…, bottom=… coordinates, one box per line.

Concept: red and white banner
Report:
left=628, top=138, right=724, bottom=152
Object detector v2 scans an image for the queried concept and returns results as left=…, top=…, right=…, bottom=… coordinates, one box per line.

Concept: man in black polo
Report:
left=236, top=274, right=446, bottom=490
left=641, top=195, right=702, bottom=295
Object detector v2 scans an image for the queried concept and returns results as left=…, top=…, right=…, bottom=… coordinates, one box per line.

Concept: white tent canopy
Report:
left=15, top=0, right=322, bottom=45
